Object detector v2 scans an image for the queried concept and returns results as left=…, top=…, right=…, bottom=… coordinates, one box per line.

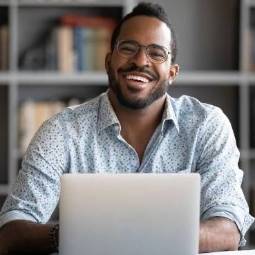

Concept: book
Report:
left=73, top=27, right=84, bottom=71
left=248, top=13, right=255, bottom=71
left=83, top=28, right=96, bottom=71
left=57, top=26, right=74, bottom=73
left=0, top=25, right=9, bottom=71
left=60, top=15, right=117, bottom=31
left=73, top=28, right=97, bottom=71
left=94, top=27, right=111, bottom=70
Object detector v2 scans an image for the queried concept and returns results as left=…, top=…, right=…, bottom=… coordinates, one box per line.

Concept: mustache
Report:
left=118, top=64, right=158, bottom=80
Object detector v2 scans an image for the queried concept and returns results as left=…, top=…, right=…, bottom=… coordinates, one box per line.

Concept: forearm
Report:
left=0, top=220, right=59, bottom=254
left=199, top=216, right=240, bottom=253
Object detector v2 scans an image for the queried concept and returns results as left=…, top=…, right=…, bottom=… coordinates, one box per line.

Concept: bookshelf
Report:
left=0, top=0, right=135, bottom=195
left=0, top=0, right=255, bottom=248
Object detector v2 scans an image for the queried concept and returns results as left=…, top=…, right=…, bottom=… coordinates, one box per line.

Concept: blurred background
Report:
left=0, top=0, right=254, bottom=249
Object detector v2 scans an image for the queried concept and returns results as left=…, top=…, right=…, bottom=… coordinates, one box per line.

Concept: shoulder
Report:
left=62, top=95, right=101, bottom=122
left=171, top=95, right=225, bottom=123
left=51, top=93, right=103, bottom=126
left=35, top=93, right=104, bottom=140
left=169, top=95, right=230, bottom=135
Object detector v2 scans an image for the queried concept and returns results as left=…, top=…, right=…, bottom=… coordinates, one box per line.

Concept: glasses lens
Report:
left=147, top=45, right=168, bottom=63
left=117, top=41, right=138, bottom=57
left=117, top=40, right=169, bottom=63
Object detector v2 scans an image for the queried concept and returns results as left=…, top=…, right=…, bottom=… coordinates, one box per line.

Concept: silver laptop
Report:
left=59, top=173, right=200, bottom=255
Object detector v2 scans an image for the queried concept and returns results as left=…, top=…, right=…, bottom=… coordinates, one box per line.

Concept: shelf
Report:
left=8, top=0, right=131, bottom=7
left=0, top=71, right=250, bottom=85
left=176, top=71, right=242, bottom=85
left=0, top=72, right=11, bottom=83
left=247, top=74, right=255, bottom=83
left=177, top=72, right=255, bottom=85
left=247, top=149, right=255, bottom=159
left=4, top=71, right=255, bottom=85
left=0, top=71, right=108, bottom=84
left=246, top=0, right=255, bottom=8
left=239, top=149, right=255, bottom=160
left=0, top=2, right=8, bottom=7
left=0, top=185, right=10, bottom=194
left=15, top=71, right=108, bottom=85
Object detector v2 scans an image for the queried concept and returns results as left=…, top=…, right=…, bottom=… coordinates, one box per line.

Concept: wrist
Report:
left=49, top=223, right=59, bottom=252
left=199, top=221, right=209, bottom=252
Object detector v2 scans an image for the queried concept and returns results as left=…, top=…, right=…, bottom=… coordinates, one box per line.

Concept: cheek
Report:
left=158, top=66, right=171, bottom=80
left=111, top=52, right=125, bottom=68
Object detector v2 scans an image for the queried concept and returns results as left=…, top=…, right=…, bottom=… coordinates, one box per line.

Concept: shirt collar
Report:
left=98, top=92, right=120, bottom=134
left=97, top=92, right=179, bottom=134
left=161, top=94, right=179, bottom=134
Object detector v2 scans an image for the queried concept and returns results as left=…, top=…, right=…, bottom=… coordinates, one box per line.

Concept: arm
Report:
left=0, top=220, right=59, bottom=254
left=199, top=217, right=240, bottom=253
left=196, top=108, right=254, bottom=249
left=0, top=115, right=67, bottom=254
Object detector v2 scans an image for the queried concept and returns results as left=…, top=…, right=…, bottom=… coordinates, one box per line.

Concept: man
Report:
left=0, top=2, right=254, bottom=254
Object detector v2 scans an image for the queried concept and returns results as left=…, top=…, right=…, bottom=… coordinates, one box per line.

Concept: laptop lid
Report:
left=59, top=173, right=200, bottom=255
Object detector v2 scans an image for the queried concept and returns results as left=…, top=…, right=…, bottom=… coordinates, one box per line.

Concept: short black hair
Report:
left=111, top=2, right=177, bottom=63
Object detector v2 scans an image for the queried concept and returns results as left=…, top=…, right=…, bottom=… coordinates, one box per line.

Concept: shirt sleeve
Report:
left=196, top=107, right=254, bottom=246
left=0, top=113, right=69, bottom=228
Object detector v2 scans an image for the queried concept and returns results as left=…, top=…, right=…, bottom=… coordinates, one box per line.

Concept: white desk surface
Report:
left=200, top=250, right=255, bottom=255
left=52, top=250, right=255, bottom=255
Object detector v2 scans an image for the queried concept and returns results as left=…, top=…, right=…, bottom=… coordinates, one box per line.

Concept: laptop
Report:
left=59, top=173, right=200, bottom=255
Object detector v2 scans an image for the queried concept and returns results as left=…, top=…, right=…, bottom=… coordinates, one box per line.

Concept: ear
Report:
left=168, top=64, right=180, bottom=84
left=105, top=52, right=112, bottom=73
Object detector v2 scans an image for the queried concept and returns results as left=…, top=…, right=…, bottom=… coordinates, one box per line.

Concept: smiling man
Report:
left=0, top=2, right=254, bottom=254
left=105, top=14, right=179, bottom=163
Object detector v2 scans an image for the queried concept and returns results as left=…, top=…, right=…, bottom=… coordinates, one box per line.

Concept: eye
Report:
left=118, top=41, right=137, bottom=55
left=148, top=45, right=167, bottom=62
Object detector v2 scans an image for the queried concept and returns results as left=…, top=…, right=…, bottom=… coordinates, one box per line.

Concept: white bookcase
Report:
left=0, top=0, right=255, bottom=248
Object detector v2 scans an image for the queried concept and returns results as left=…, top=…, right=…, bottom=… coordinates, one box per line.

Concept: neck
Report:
left=108, top=90, right=166, bottom=134
left=108, top=89, right=166, bottom=163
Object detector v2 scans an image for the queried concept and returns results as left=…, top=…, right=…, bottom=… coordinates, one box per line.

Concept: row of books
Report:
left=20, top=15, right=117, bottom=72
left=19, top=98, right=81, bottom=155
left=244, top=26, right=255, bottom=71
left=0, top=25, right=9, bottom=71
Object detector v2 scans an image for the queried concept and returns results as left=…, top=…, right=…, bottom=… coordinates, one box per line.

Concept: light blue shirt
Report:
left=0, top=92, right=254, bottom=245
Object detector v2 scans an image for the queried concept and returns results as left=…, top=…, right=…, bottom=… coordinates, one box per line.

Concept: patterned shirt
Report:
left=0, top=92, right=254, bottom=245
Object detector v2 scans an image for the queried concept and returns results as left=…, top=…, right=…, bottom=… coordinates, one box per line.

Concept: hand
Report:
left=199, top=217, right=240, bottom=252
left=0, top=230, right=8, bottom=254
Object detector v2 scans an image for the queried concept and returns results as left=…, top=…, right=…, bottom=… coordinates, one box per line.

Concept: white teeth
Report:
left=126, top=75, right=149, bottom=83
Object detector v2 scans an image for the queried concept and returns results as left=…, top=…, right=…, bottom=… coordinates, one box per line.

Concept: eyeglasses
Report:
left=115, top=40, right=171, bottom=64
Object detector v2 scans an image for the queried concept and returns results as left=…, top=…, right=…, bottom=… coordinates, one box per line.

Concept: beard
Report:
left=107, top=64, right=169, bottom=110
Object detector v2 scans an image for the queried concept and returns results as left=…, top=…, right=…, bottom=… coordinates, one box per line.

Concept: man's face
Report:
left=106, top=16, right=178, bottom=110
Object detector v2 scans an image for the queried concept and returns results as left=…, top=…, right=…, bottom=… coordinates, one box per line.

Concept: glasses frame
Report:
left=115, top=40, right=171, bottom=64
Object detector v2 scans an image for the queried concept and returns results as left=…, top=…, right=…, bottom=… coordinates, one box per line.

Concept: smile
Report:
left=126, top=74, right=149, bottom=83
left=122, top=71, right=155, bottom=83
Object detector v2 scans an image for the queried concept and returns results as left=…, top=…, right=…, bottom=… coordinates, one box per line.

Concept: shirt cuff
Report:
left=0, top=210, right=37, bottom=228
left=201, top=205, right=255, bottom=247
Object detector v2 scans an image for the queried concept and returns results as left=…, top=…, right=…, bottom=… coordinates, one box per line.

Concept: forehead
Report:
left=118, top=16, right=171, bottom=47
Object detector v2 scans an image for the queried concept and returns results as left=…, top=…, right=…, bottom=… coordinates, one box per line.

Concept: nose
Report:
left=132, top=46, right=150, bottom=66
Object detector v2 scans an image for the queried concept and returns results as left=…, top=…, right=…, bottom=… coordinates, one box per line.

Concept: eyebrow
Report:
left=119, top=39, right=170, bottom=50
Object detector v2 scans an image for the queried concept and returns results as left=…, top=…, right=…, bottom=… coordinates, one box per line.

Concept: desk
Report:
left=200, top=251, right=255, bottom=254
left=49, top=251, right=255, bottom=255
left=47, top=252, right=255, bottom=255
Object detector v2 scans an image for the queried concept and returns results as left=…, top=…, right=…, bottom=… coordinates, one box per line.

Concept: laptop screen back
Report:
left=59, top=173, right=200, bottom=255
